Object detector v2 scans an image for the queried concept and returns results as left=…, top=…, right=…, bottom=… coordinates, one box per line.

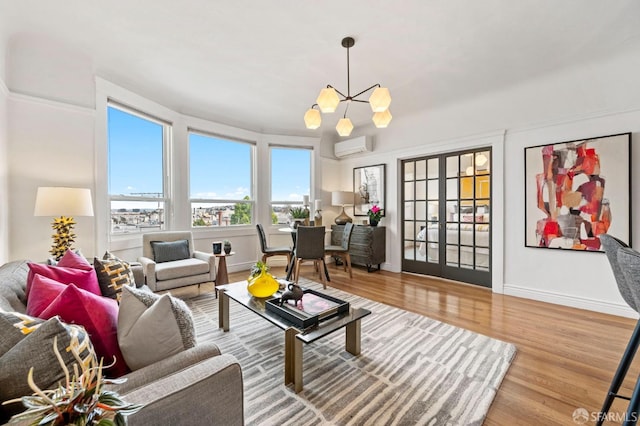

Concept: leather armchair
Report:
left=138, top=231, right=216, bottom=292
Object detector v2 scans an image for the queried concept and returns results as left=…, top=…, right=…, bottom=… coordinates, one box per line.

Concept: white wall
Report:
left=0, top=78, right=8, bottom=264
left=335, top=44, right=640, bottom=317
left=7, top=94, right=97, bottom=260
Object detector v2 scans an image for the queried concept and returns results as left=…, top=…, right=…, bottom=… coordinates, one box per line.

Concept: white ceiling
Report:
left=2, top=1, right=640, bottom=137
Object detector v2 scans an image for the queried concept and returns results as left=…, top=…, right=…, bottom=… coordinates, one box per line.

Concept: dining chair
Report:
left=598, top=235, right=640, bottom=426
left=256, top=224, right=292, bottom=268
left=325, top=222, right=354, bottom=278
left=293, top=226, right=327, bottom=288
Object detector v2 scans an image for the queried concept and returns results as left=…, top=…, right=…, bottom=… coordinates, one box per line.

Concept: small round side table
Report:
left=214, top=251, right=235, bottom=297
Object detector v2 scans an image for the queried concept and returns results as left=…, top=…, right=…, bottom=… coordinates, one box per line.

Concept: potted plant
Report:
left=289, top=207, right=309, bottom=228
left=3, top=336, right=143, bottom=426
left=223, top=240, right=232, bottom=254
left=367, top=205, right=383, bottom=226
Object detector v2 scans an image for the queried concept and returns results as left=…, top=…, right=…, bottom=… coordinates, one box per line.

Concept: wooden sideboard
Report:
left=331, top=225, right=386, bottom=272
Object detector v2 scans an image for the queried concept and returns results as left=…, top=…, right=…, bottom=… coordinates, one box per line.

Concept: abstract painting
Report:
left=525, top=133, right=631, bottom=251
left=353, top=164, right=385, bottom=216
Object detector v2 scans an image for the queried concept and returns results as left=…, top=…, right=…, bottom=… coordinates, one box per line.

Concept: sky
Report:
left=108, top=106, right=311, bottom=204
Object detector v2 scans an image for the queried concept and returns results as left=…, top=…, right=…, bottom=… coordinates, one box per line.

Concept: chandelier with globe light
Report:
left=304, top=37, right=392, bottom=137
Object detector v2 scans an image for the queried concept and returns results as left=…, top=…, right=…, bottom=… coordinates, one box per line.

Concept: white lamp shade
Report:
left=331, top=191, right=354, bottom=206
left=316, top=88, right=340, bottom=113
left=34, top=187, right=94, bottom=217
left=304, top=108, right=321, bottom=129
left=314, top=199, right=322, bottom=210
left=369, top=87, right=391, bottom=112
left=372, top=109, right=393, bottom=128
left=476, top=153, right=488, bottom=167
left=465, top=166, right=474, bottom=176
left=335, top=118, right=354, bottom=137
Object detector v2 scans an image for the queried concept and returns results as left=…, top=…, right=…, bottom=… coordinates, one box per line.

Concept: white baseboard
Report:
left=504, top=284, right=638, bottom=318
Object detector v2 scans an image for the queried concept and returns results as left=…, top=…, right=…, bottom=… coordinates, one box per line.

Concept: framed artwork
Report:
left=354, top=164, right=386, bottom=216
left=524, top=132, right=631, bottom=251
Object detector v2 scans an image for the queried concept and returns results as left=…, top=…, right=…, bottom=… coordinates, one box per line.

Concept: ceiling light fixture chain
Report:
left=304, top=36, right=392, bottom=137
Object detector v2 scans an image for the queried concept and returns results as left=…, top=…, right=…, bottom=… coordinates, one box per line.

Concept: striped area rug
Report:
left=186, top=279, right=516, bottom=426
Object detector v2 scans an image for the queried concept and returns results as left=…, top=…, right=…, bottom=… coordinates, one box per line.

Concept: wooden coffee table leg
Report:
left=219, top=292, right=229, bottom=331
left=345, top=319, right=362, bottom=355
left=284, top=328, right=303, bottom=392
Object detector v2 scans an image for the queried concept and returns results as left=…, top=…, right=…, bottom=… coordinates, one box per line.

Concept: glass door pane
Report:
left=402, top=148, right=492, bottom=288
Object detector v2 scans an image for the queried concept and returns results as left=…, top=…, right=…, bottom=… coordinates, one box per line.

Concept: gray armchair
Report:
left=138, top=231, right=216, bottom=292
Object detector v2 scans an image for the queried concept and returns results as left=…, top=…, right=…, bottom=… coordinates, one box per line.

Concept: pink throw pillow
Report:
left=57, top=249, right=93, bottom=271
left=26, top=274, right=67, bottom=317
left=26, top=263, right=101, bottom=299
left=38, top=284, right=129, bottom=377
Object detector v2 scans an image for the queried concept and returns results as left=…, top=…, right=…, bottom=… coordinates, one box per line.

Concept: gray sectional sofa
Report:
left=0, top=260, right=244, bottom=425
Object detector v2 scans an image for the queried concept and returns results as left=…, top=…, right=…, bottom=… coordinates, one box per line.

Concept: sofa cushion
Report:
left=0, top=260, right=29, bottom=313
left=0, top=313, right=96, bottom=418
left=25, top=274, right=67, bottom=317
left=150, top=239, right=190, bottom=263
left=26, top=263, right=101, bottom=298
left=38, top=284, right=128, bottom=377
left=94, top=251, right=136, bottom=302
left=56, top=249, right=93, bottom=271
left=155, top=258, right=210, bottom=281
left=118, top=286, right=196, bottom=370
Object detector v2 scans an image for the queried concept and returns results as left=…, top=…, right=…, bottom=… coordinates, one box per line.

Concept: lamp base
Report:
left=334, top=207, right=353, bottom=225
left=50, top=216, right=77, bottom=260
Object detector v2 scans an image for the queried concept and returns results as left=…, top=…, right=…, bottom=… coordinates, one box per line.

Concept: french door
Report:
left=402, top=148, right=492, bottom=287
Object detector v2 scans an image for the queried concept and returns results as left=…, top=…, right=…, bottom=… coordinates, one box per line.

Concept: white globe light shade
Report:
left=336, top=118, right=354, bottom=137
left=304, top=108, right=321, bottom=129
left=316, top=88, right=340, bottom=113
left=372, top=109, right=393, bottom=128
left=369, top=87, right=391, bottom=112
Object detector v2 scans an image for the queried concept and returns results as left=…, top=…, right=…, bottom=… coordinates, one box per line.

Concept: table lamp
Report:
left=34, top=187, right=94, bottom=260
left=332, top=191, right=354, bottom=225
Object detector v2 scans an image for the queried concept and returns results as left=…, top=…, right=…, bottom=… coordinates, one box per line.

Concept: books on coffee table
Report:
left=265, top=289, right=350, bottom=329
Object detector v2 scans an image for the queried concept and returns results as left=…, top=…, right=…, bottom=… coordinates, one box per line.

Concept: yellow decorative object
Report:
left=247, top=262, right=279, bottom=298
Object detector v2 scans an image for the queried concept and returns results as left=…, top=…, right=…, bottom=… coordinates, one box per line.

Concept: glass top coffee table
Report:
left=217, top=280, right=371, bottom=393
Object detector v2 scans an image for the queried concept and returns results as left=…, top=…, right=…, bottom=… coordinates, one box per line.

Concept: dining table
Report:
left=278, top=226, right=331, bottom=282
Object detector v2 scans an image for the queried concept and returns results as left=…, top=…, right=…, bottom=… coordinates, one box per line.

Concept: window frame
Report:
left=269, top=145, right=313, bottom=226
left=107, top=101, right=171, bottom=235
left=188, top=129, right=256, bottom=229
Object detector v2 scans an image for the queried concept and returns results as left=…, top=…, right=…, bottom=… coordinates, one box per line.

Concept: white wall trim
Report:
left=506, top=104, right=640, bottom=136
left=504, top=283, right=638, bottom=318
left=9, top=90, right=95, bottom=116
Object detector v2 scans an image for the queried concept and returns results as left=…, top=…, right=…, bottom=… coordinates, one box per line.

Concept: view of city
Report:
left=110, top=203, right=296, bottom=234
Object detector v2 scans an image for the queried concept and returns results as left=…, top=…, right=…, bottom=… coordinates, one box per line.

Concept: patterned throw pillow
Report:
left=117, top=286, right=196, bottom=370
left=94, top=251, right=136, bottom=302
left=0, top=311, right=95, bottom=418
left=150, top=239, right=190, bottom=263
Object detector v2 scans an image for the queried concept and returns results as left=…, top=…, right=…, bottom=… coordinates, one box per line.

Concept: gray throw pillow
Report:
left=0, top=313, right=95, bottom=418
left=117, top=286, right=196, bottom=370
left=150, top=240, right=190, bottom=263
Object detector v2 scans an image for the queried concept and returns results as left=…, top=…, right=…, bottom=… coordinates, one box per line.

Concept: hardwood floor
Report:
left=224, top=264, right=639, bottom=425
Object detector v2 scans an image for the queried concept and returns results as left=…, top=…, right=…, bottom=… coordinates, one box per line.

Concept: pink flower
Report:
left=368, top=205, right=383, bottom=221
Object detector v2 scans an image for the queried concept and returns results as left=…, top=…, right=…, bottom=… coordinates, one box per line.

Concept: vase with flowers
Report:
left=367, top=205, right=383, bottom=226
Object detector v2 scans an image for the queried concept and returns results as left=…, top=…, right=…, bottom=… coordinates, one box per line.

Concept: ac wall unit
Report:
left=334, top=136, right=372, bottom=158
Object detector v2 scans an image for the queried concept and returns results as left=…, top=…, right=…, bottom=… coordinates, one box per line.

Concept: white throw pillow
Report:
left=117, top=286, right=195, bottom=370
